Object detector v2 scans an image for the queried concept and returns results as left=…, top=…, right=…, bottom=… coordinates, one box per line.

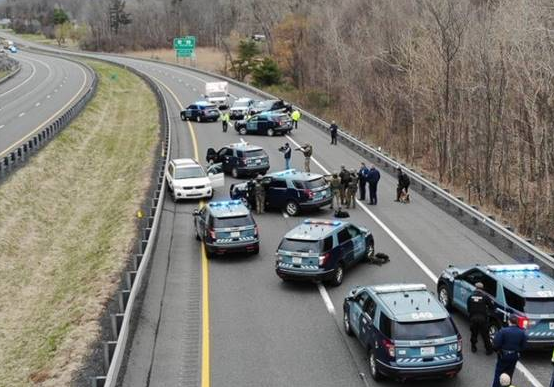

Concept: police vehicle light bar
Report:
left=209, top=200, right=243, bottom=207
left=303, top=219, right=342, bottom=227
left=487, top=264, right=540, bottom=272
left=373, top=284, right=427, bottom=294
left=274, top=169, right=297, bottom=176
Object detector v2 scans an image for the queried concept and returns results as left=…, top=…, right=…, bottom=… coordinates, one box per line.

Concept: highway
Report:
left=0, top=49, right=92, bottom=158
left=1, top=32, right=552, bottom=387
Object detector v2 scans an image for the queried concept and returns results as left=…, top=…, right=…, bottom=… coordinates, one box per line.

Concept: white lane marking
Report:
left=318, top=283, right=336, bottom=315
left=35, top=102, right=41, bottom=107
left=47, top=95, right=51, bottom=99
left=284, top=134, right=542, bottom=387
left=186, top=83, right=190, bottom=87
left=178, top=79, right=182, bottom=83
left=229, top=93, right=238, bottom=99
left=282, top=211, right=289, bottom=218
left=18, top=112, right=25, bottom=117
left=54, top=89, right=58, bottom=93
left=0, top=125, right=5, bottom=129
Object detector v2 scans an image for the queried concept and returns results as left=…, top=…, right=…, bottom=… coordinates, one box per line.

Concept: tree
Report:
left=230, top=40, right=260, bottom=81
left=54, top=21, right=71, bottom=46
left=109, top=0, right=131, bottom=35
left=52, top=8, right=69, bottom=25
left=252, top=57, right=282, bottom=87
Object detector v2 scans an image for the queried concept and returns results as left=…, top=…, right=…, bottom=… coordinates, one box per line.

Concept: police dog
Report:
left=399, top=188, right=410, bottom=203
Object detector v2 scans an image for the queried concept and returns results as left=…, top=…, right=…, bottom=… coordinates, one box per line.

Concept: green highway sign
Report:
left=176, top=48, right=194, bottom=57
left=173, top=36, right=196, bottom=50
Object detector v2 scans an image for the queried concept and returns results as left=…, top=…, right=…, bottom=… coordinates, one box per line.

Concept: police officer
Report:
left=491, top=314, right=527, bottom=387
left=339, top=165, right=351, bottom=205
left=467, top=282, right=494, bottom=354
left=330, top=120, right=338, bottom=145
left=367, top=164, right=381, bottom=205
left=279, top=142, right=292, bottom=170
left=291, top=109, right=301, bottom=129
left=346, top=169, right=358, bottom=209
left=253, top=175, right=266, bottom=214
left=329, top=172, right=341, bottom=209
left=395, top=167, right=411, bottom=202
left=221, top=111, right=230, bottom=132
left=358, top=162, right=370, bottom=201
left=296, top=143, right=312, bottom=172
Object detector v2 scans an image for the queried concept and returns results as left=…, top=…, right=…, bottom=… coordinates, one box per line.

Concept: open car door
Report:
left=207, top=163, right=225, bottom=188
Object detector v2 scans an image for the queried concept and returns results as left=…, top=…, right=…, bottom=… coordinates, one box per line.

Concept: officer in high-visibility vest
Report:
left=221, top=111, right=230, bottom=132
left=291, top=109, right=301, bottom=129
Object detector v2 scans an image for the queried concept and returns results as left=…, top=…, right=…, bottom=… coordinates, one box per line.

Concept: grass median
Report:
left=0, top=60, right=159, bottom=386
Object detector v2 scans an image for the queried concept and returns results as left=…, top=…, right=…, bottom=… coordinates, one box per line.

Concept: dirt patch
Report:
left=0, top=60, right=159, bottom=386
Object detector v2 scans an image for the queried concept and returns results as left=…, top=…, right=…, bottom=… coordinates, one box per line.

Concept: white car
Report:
left=229, top=98, right=254, bottom=120
left=166, top=158, right=224, bottom=202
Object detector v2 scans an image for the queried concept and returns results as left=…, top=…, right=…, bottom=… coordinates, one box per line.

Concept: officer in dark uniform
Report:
left=467, top=282, right=494, bottom=354
left=491, top=314, right=527, bottom=387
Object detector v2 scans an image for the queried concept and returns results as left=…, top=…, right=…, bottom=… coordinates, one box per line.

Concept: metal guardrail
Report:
left=0, top=53, right=97, bottom=180
left=132, top=58, right=554, bottom=273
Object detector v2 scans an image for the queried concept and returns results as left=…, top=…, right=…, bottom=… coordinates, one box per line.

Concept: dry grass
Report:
left=8, top=31, right=79, bottom=49
left=0, top=69, right=8, bottom=79
left=125, top=47, right=226, bottom=73
left=0, top=60, right=158, bottom=386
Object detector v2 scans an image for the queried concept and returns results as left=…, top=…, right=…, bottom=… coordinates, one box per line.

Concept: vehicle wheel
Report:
left=285, top=201, right=299, bottom=216
left=239, top=127, right=247, bottom=135
left=329, top=262, right=344, bottom=287
left=195, top=228, right=201, bottom=241
left=196, top=115, right=201, bottom=123
left=368, top=349, right=383, bottom=382
left=180, top=113, right=185, bottom=121
left=231, top=167, right=239, bottom=178
left=344, top=310, right=354, bottom=336
left=251, top=244, right=260, bottom=255
left=438, top=283, right=453, bottom=311
left=488, top=321, right=501, bottom=343
left=267, top=128, right=275, bottom=137
left=364, top=244, right=375, bottom=262
left=209, top=190, right=214, bottom=199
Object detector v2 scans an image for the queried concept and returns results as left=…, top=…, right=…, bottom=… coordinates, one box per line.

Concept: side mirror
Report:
left=193, top=210, right=200, bottom=216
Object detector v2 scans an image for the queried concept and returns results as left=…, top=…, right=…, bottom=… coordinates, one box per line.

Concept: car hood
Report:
left=174, top=177, right=211, bottom=187
left=230, top=106, right=247, bottom=111
left=441, top=265, right=471, bottom=279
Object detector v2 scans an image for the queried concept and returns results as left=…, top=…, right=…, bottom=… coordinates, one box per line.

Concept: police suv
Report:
left=437, top=263, right=554, bottom=349
left=275, top=219, right=374, bottom=286
left=193, top=200, right=259, bottom=258
left=206, top=142, right=269, bottom=178
left=343, top=284, right=463, bottom=381
left=229, top=169, right=332, bottom=216
left=234, top=111, right=293, bottom=136
left=180, top=101, right=220, bottom=122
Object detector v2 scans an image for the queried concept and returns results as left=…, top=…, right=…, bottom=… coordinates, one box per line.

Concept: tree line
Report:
left=2, top=0, right=553, bottom=248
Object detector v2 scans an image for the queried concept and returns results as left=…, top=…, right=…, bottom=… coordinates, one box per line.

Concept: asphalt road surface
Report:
left=0, top=48, right=92, bottom=157
left=2, top=33, right=552, bottom=387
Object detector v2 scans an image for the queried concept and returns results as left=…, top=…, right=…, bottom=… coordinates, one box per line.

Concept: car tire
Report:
left=285, top=201, right=299, bottom=216
left=267, top=128, right=275, bottom=137
left=195, top=228, right=201, bottom=241
left=180, top=113, right=185, bottom=121
left=239, top=127, right=247, bottom=135
left=328, top=262, right=344, bottom=287
left=231, top=167, right=239, bottom=178
left=251, top=243, right=260, bottom=255
left=344, top=310, right=354, bottom=336
left=438, top=283, right=453, bottom=311
left=368, top=348, right=383, bottom=382
left=196, top=115, right=201, bottom=123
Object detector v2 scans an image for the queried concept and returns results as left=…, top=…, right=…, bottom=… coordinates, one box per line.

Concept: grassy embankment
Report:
left=0, top=60, right=159, bottom=386
left=0, top=69, right=8, bottom=79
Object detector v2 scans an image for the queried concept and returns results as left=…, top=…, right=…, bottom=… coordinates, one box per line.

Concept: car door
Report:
left=195, top=207, right=208, bottom=239
left=217, top=148, right=231, bottom=171
left=267, top=178, right=288, bottom=208
left=453, top=268, right=485, bottom=312
left=185, top=104, right=197, bottom=118
left=336, top=227, right=354, bottom=266
left=359, top=297, right=378, bottom=348
left=206, top=163, right=224, bottom=188
left=256, top=116, right=269, bottom=133
left=350, top=291, right=370, bottom=337
left=346, top=225, right=366, bottom=261
left=246, top=116, right=258, bottom=132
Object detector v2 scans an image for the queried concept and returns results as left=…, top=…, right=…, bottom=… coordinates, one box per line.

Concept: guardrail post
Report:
left=133, top=254, right=143, bottom=270
left=471, top=206, right=479, bottom=225
left=505, top=227, right=514, bottom=248
left=126, top=270, right=137, bottom=289
left=110, top=313, right=125, bottom=338
left=118, top=290, right=130, bottom=312
left=143, top=228, right=151, bottom=241
left=90, top=376, right=106, bottom=387
left=488, top=216, right=496, bottom=236
left=103, top=341, right=118, bottom=373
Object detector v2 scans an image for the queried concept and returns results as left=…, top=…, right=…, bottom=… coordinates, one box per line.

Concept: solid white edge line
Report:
left=284, top=135, right=543, bottom=387
left=317, top=283, right=336, bottom=315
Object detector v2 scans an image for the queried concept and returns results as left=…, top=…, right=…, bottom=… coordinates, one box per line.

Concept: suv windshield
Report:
left=244, top=150, right=266, bottom=158
left=175, top=166, right=205, bottom=179
left=302, top=177, right=327, bottom=189
left=279, top=238, right=321, bottom=253
left=524, top=298, right=554, bottom=314
left=392, top=318, right=457, bottom=340
left=213, top=215, right=253, bottom=228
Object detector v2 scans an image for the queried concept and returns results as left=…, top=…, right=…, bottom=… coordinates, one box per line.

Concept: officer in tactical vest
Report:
left=346, top=169, right=358, bottom=209
left=254, top=175, right=266, bottom=214
left=468, top=282, right=494, bottom=355
left=329, top=173, right=342, bottom=209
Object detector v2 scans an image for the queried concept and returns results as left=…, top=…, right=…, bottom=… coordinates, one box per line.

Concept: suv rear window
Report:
left=212, top=214, right=253, bottom=228
left=279, top=238, right=321, bottom=254
left=392, top=318, right=457, bottom=340
left=243, top=150, right=266, bottom=158
left=303, top=178, right=327, bottom=189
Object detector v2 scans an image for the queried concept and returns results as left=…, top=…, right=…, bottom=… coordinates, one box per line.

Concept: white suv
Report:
left=166, top=158, right=224, bottom=202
